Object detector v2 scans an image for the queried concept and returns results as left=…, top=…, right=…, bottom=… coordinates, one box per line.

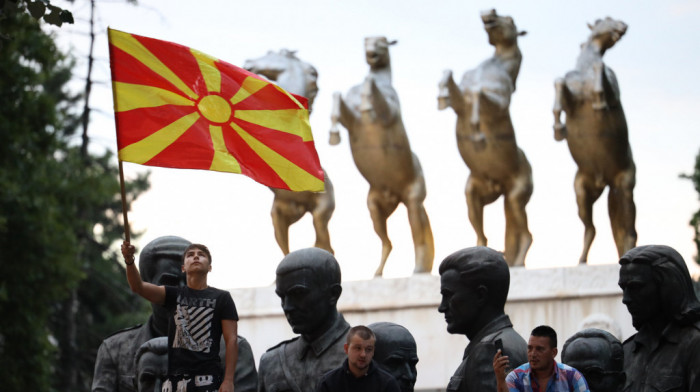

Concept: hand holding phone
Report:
left=494, top=338, right=510, bottom=373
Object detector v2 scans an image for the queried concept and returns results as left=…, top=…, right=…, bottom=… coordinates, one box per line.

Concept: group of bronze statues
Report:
left=91, top=8, right=697, bottom=392
left=242, top=9, right=638, bottom=276
left=93, top=236, right=700, bottom=391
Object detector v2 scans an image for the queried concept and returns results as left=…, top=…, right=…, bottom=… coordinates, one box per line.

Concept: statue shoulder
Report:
left=622, top=333, right=637, bottom=346
left=265, top=336, right=300, bottom=353
left=104, top=323, right=144, bottom=340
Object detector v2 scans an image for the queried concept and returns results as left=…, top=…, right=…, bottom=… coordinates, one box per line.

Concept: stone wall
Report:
left=229, top=263, right=632, bottom=391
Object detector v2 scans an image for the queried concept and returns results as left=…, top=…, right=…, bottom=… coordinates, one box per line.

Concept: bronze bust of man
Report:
left=618, top=245, right=700, bottom=391
left=258, top=248, right=350, bottom=392
left=438, top=246, right=527, bottom=392
left=133, top=336, right=258, bottom=392
left=561, top=328, right=625, bottom=392
left=369, top=322, right=419, bottom=392
left=92, top=236, right=189, bottom=392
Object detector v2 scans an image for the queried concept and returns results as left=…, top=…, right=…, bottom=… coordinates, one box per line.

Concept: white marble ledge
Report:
left=228, top=263, right=623, bottom=316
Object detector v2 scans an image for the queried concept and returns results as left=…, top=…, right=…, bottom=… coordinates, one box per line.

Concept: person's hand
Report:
left=493, top=349, right=510, bottom=381
left=121, top=241, right=136, bottom=265
left=218, top=379, right=234, bottom=392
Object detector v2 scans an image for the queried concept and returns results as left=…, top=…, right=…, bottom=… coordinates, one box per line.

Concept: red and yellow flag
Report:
left=108, top=28, right=324, bottom=191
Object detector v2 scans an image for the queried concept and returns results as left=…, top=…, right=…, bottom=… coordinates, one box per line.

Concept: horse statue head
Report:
left=587, top=17, right=627, bottom=54
left=481, top=9, right=526, bottom=49
left=364, top=36, right=397, bottom=75
left=244, top=49, right=319, bottom=111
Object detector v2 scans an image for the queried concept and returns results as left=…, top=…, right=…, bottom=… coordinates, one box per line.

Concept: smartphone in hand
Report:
left=494, top=338, right=510, bottom=373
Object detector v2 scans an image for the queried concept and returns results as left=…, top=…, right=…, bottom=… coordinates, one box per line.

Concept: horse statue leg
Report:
left=465, top=175, right=501, bottom=247
left=574, top=171, right=606, bottom=263
left=553, top=77, right=568, bottom=141
left=312, top=176, right=336, bottom=255
left=502, top=157, right=533, bottom=266
left=360, top=75, right=397, bottom=126
left=368, top=187, right=400, bottom=277
left=404, top=155, right=435, bottom=273
left=469, top=89, right=487, bottom=150
left=271, top=195, right=307, bottom=255
left=592, top=62, right=609, bottom=110
left=329, top=92, right=357, bottom=146
left=437, top=70, right=466, bottom=115
left=608, top=165, right=637, bottom=257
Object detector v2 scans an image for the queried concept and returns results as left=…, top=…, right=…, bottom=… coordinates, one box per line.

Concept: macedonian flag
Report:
left=108, top=28, right=324, bottom=191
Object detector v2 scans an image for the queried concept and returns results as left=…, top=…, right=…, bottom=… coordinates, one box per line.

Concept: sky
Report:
left=51, top=0, right=700, bottom=289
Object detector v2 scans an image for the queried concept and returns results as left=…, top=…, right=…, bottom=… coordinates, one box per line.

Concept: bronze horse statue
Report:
left=553, top=17, right=636, bottom=263
left=329, top=36, right=434, bottom=276
left=437, top=9, right=532, bottom=266
left=244, top=49, right=335, bottom=255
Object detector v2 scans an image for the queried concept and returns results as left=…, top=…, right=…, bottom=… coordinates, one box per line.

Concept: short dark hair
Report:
left=276, top=247, right=341, bottom=288
left=184, top=243, right=212, bottom=264
left=562, top=328, right=623, bottom=372
left=531, top=325, right=557, bottom=349
left=347, top=325, right=376, bottom=344
left=438, top=247, right=510, bottom=308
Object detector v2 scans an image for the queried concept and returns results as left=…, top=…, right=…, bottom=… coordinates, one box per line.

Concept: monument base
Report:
left=229, top=263, right=631, bottom=391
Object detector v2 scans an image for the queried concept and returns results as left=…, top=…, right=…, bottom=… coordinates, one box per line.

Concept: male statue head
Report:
left=618, top=245, right=700, bottom=331
left=275, top=247, right=342, bottom=340
left=139, top=236, right=190, bottom=333
left=562, top=328, right=625, bottom=392
left=438, top=246, right=510, bottom=339
left=134, top=337, right=169, bottom=392
left=369, top=322, right=418, bottom=392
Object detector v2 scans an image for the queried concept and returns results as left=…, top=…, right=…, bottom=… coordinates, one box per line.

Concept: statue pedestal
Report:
left=229, top=263, right=632, bottom=391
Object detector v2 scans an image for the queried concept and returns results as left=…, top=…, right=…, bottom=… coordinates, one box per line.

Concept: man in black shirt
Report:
left=316, top=325, right=400, bottom=392
left=122, top=241, right=238, bottom=392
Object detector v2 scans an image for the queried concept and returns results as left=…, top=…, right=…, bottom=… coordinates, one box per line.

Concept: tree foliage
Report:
left=0, top=4, right=150, bottom=390
left=681, top=149, right=700, bottom=266
left=0, top=0, right=74, bottom=27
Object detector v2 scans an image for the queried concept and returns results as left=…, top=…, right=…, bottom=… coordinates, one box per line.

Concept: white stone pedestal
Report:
left=229, top=263, right=632, bottom=391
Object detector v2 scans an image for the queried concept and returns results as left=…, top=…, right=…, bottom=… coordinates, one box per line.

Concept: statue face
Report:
left=375, top=342, right=418, bottom=392
left=135, top=350, right=168, bottom=392
left=276, top=268, right=334, bottom=336
left=564, top=338, right=624, bottom=392
left=619, top=263, right=661, bottom=329
left=438, top=269, right=480, bottom=335
left=150, top=257, right=185, bottom=321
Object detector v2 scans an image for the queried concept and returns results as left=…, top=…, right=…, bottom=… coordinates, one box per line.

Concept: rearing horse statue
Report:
left=553, top=17, right=636, bottom=263
left=244, top=49, right=335, bottom=255
left=329, top=36, right=434, bottom=276
left=437, top=9, right=532, bottom=266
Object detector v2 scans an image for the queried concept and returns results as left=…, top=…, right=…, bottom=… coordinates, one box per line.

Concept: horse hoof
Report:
left=554, top=124, right=567, bottom=141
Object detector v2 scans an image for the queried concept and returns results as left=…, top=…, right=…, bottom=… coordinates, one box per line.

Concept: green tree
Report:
left=681, top=149, right=700, bottom=266
left=0, top=3, right=149, bottom=390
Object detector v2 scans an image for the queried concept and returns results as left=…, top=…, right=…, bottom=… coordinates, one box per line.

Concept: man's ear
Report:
left=552, top=347, right=558, bottom=358
left=344, top=343, right=349, bottom=355
left=328, top=283, right=342, bottom=306
left=476, top=284, right=489, bottom=305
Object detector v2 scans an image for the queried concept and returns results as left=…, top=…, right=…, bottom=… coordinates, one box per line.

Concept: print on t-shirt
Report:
left=173, top=295, right=217, bottom=353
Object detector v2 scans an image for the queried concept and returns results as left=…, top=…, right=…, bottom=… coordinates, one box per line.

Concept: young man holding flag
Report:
left=122, top=241, right=238, bottom=392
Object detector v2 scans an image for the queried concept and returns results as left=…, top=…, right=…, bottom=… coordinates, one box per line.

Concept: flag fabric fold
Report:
left=108, top=28, right=324, bottom=192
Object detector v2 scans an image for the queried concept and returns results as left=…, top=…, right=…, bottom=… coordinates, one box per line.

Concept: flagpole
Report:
left=118, top=159, right=131, bottom=243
